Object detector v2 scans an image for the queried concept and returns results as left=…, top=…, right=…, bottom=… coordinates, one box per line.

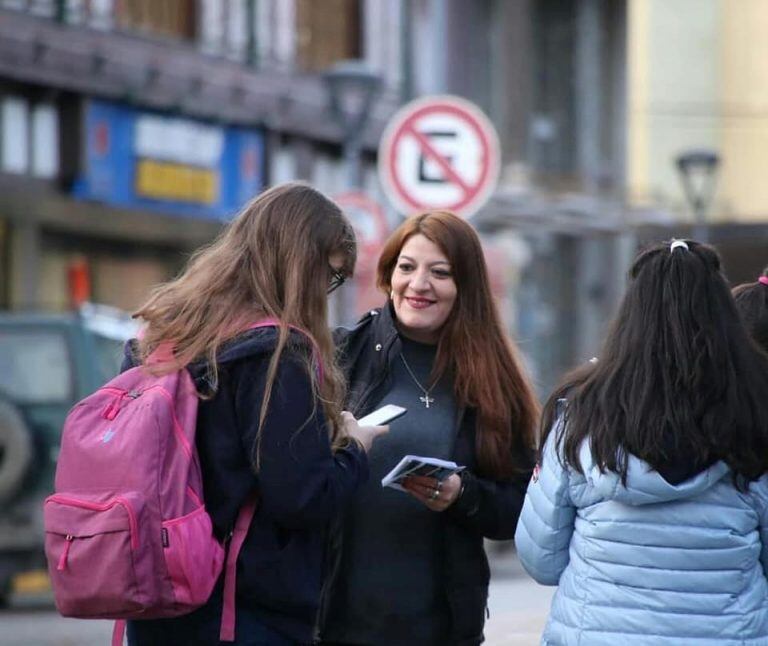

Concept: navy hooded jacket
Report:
left=122, top=327, right=368, bottom=643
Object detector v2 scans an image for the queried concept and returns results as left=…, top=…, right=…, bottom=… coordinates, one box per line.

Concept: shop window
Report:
left=91, top=255, right=172, bottom=312
left=296, top=0, right=361, bottom=72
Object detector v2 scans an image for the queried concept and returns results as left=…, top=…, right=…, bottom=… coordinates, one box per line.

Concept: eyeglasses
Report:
left=327, top=266, right=346, bottom=294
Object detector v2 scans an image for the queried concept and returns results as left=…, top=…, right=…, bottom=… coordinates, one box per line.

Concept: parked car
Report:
left=0, top=304, right=138, bottom=605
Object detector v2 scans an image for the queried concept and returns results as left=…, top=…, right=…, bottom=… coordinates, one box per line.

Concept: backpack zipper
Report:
left=46, top=495, right=139, bottom=549
left=97, top=385, right=192, bottom=460
left=57, top=535, right=74, bottom=571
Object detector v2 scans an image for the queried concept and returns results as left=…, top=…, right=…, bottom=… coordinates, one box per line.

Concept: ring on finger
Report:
left=430, top=489, right=440, bottom=500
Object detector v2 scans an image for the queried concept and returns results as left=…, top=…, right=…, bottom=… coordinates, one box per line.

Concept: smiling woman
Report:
left=319, top=211, right=539, bottom=646
left=389, top=234, right=458, bottom=344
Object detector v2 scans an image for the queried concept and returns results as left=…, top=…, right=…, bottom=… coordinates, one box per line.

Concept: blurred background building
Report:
left=0, top=0, right=766, bottom=395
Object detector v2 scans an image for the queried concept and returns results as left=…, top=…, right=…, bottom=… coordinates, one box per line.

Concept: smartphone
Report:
left=358, top=404, right=407, bottom=427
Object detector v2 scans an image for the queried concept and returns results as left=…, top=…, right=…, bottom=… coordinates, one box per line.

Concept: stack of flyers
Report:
left=381, top=455, right=465, bottom=492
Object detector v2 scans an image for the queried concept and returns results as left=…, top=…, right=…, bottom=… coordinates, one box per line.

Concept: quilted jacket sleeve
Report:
left=751, top=477, right=768, bottom=579
left=514, top=425, right=576, bottom=585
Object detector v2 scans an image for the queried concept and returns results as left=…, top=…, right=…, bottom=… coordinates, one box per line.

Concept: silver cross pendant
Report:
left=420, top=394, right=435, bottom=409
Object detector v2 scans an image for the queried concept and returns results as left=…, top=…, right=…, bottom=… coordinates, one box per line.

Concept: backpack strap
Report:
left=218, top=319, right=319, bottom=641
left=111, top=498, right=260, bottom=644
left=219, top=493, right=259, bottom=642
left=111, top=620, right=125, bottom=646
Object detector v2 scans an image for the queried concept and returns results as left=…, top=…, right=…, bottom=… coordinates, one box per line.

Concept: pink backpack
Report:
left=44, top=320, right=316, bottom=644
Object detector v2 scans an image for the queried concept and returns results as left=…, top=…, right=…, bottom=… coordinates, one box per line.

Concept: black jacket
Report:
left=123, top=328, right=368, bottom=644
left=318, top=306, right=534, bottom=645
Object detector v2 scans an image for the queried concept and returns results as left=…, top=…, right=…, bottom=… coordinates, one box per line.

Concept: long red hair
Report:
left=377, top=211, right=538, bottom=479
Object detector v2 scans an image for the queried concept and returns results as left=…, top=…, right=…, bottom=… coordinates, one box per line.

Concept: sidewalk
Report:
left=484, top=545, right=554, bottom=645
left=5, top=548, right=553, bottom=645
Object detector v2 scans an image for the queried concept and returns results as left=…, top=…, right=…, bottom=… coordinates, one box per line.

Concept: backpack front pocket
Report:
left=44, top=493, right=149, bottom=618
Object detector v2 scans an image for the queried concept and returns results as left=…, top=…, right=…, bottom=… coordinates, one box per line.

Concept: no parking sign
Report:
left=378, top=95, right=500, bottom=218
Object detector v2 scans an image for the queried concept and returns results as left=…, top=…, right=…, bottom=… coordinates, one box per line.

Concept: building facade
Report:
left=0, top=0, right=400, bottom=314
left=627, top=0, right=768, bottom=282
left=2, top=0, right=765, bottom=394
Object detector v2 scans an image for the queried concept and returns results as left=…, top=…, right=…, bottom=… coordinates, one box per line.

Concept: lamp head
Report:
left=323, top=60, right=382, bottom=139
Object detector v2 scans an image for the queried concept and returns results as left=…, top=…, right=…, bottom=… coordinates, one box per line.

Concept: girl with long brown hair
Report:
left=318, top=211, right=538, bottom=646
left=124, top=183, right=385, bottom=646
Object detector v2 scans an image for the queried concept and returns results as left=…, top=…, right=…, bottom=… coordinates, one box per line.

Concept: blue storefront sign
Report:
left=73, top=100, right=265, bottom=220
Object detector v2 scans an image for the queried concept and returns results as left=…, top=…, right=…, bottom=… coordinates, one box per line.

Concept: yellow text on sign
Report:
left=135, top=159, right=219, bottom=205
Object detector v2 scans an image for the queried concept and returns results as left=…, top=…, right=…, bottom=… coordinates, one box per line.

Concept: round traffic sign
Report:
left=378, top=95, right=500, bottom=218
left=334, top=191, right=389, bottom=251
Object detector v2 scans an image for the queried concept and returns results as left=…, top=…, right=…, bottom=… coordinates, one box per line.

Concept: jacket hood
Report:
left=124, top=326, right=301, bottom=371
left=577, top=440, right=731, bottom=506
left=214, top=326, right=285, bottom=364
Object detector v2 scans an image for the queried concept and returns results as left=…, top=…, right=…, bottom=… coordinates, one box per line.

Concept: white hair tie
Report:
left=670, top=239, right=689, bottom=253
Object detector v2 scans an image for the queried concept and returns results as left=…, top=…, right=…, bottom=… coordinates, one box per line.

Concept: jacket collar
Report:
left=360, top=303, right=401, bottom=370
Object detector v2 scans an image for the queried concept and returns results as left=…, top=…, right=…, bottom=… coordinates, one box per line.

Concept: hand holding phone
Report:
left=358, top=404, right=407, bottom=427
left=341, top=411, right=388, bottom=453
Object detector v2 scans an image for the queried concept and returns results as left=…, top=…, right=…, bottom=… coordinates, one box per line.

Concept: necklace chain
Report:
left=399, top=353, right=436, bottom=408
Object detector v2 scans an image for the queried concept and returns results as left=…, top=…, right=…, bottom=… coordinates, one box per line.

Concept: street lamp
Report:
left=675, top=149, right=720, bottom=243
left=323, top=59, right=382, bottom=189
left=322, top=60, right=382, bottom=326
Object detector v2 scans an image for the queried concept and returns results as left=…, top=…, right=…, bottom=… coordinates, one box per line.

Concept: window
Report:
left=1, top=97, right=30, bottom=174
left=0, top=0, right=36, bottom=11
left=115, top=0, right=196, bottom=39
left=61, top=0, right=196, bottom=39
left=530, top=0, right=577, bottom=180
left=32, top=103, right=59, bottom=178
left=0, top=95, right=60, bottom=178
left=89, top=332, right=127, bottom=384
left=28, top=0, right=57, bottom=17
left=296, top=0, right=361, bottom=72
left=0, top=331, right=73, bottom=403
left=530, top=0, right=625, bottom=191
left=198, top=0, right=250, bottom=61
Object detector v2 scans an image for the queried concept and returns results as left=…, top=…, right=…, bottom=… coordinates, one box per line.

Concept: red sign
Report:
left=334, top=191, right=390, bottom=316
left=378, top=95, right=500, bottom=218
left=334, top=191, right=389, bottom=252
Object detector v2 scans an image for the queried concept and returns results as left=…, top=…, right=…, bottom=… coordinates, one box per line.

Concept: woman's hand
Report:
left=402, top=473, right=462, bottom=512
left=341, top=411, right=389, bottom=453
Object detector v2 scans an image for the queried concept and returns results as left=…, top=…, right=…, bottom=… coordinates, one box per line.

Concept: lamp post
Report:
left=675, top=149, right=720, bottom=244
left=323, top=60, right=382, bottom=325
left=323, top=60, right=382, bottom=189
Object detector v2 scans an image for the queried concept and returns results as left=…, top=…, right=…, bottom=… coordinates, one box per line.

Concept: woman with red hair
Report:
left=318, top=211, right=538, bottom=645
